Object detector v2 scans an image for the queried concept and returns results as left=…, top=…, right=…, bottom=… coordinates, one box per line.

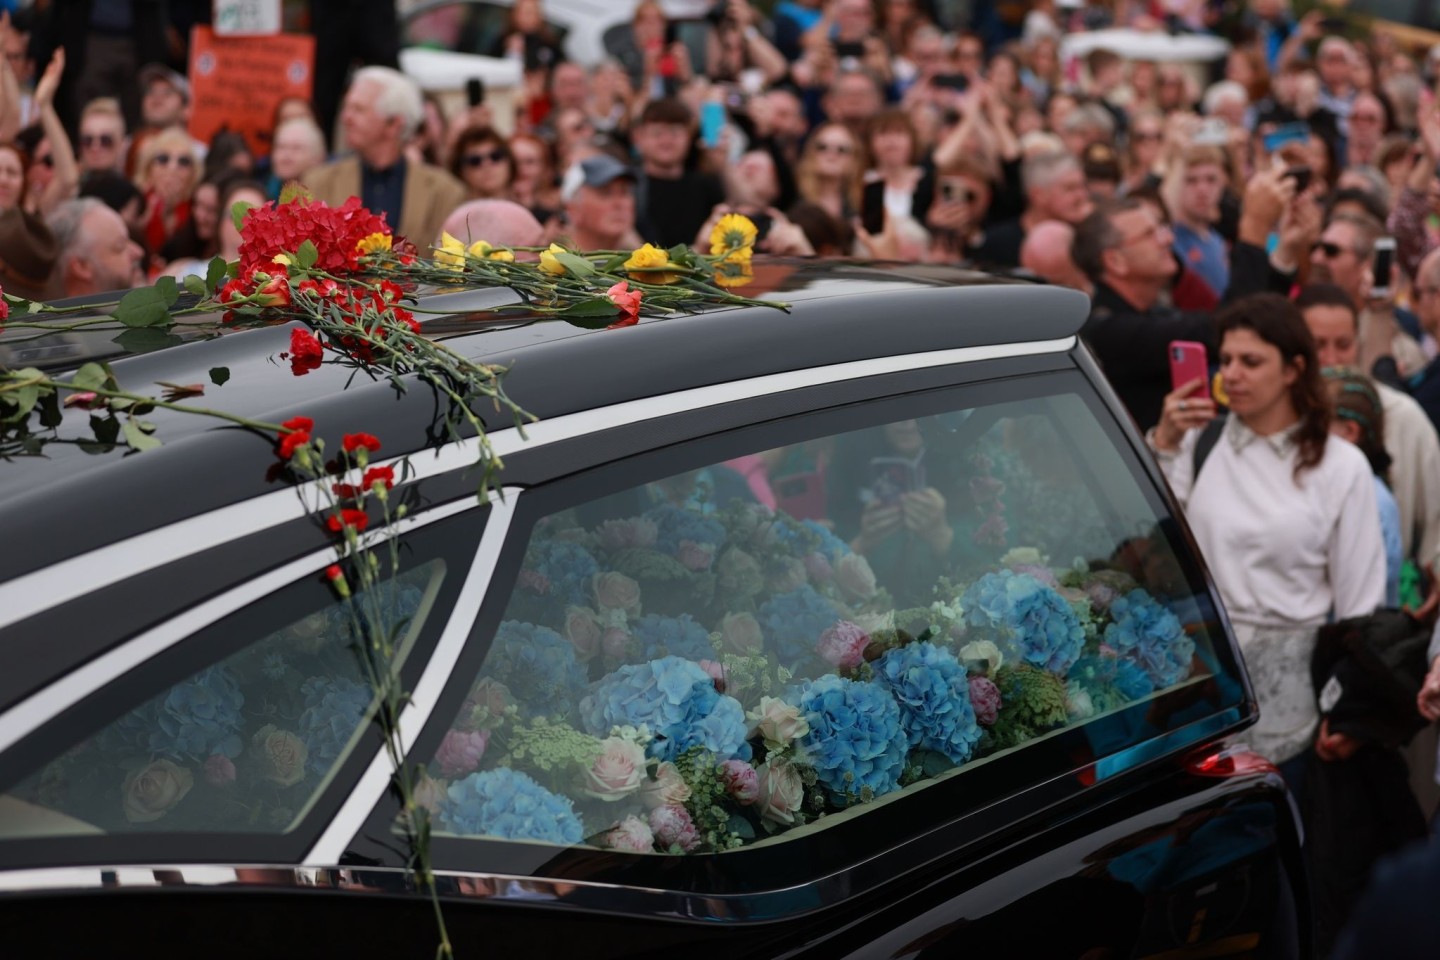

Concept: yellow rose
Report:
left=121, top=759, right=194, bottom=823
left=467, top=240, right=515, bottom=263
left=538, top=243, right=568, bottom=276
left=435, top=231, right=467, bottom=272
left=708, top=213, right=758, bottom=258
left=624, top=243, right=681, bottom=285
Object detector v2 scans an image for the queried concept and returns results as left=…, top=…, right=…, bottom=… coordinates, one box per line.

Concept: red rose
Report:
left=362, top=465, right=395, bottom=490
left=342, top=433, right=381, bottom=453
left=326, top=508, right=370, bottom=534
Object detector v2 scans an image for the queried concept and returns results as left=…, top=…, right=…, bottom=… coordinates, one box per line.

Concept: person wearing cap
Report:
left=303, top=66, right=466, bottom=250
left=632, top=98, right=725, bottom=249
left=138, top=64, right=189, bottom=132
left=561, top=154, right=644, bottom=252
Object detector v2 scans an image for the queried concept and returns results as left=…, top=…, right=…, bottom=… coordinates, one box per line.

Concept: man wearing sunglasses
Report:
left=304, top=67, right=466, bottom=250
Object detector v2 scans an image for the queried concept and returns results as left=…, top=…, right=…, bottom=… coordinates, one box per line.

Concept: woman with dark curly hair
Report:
left=449, top=126, right=515, bottom=201
left=1148, top=293, right=1384, bottom=780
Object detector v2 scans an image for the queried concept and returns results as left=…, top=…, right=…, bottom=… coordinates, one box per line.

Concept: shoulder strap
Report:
left=1192, top=414, right=1228, bottom=484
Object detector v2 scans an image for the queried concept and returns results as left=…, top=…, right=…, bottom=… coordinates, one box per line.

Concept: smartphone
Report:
left=700, top=101, right=726, bottom=149
left=465, top=77, right=486, bottom=108
left=1263, top=121, right=1310, bottom=154
left=1192, top=117, right=1229, bottom=146
left=1169, top=340, right=1211, bottom=398
left=834, top=40, right=866, bottom=59
left=748, top=211, right=773, bottom=244
left=1283, top=165, right=1312, bottom=192
left=867, top=455, right=926, bottom=507
left=933, top=73, right=970, bottom=92
left=1372, top=236, right=1396, bottom=299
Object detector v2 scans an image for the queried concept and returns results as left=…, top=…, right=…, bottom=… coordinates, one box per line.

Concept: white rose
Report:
left=583, top=737, right=648, bottom=800
left=748, top=696, right=809, bottom=752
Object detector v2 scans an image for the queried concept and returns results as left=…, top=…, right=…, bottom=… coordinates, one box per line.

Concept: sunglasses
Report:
left=81, top=133, right=116, bottom=149
left=814, top=141, right=853, bottom=155
left=1311, top=240, right=1346, bottom=259
left=463, top=148, right=508, bottom=167
left=153, top=153, right=194, bottom=168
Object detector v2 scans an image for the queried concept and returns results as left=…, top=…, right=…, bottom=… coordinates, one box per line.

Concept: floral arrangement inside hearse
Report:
left=428, top=494, right=1206, bottom=856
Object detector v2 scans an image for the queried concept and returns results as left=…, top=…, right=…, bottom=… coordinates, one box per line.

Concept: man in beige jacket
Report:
left=304, top=66, right=465, bottom=251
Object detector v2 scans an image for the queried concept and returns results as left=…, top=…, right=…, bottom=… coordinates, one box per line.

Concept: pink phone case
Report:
left=1168, top=340, right=1210, bottom=398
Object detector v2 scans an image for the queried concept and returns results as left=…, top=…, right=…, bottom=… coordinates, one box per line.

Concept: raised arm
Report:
left=33, top=48, right=78, bottom=216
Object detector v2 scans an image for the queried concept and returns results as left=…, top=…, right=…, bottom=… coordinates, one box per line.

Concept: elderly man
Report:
left=439, top=199, right=544, bottom=252
left=46, top=197, right=144, bottom=297
left=560, top=154, right=643, bottom=251
left=1019, top=220, right=1090, bottom=293
left=304, top=66, right=466, bottom=248
left=971, top=151, right=1093, bottom=269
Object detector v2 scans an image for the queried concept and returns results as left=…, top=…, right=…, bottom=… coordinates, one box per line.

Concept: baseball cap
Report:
left=560, top=154, right=636, bottom=203
left=139, top=63, right=191, bottom=104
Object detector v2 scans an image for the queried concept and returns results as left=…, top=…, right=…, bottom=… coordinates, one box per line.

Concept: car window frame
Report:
left=346, top=364, right=1251, bottom=904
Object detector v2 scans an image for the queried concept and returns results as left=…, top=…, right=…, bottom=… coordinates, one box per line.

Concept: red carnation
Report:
left=282, top=416, right=314, bottom=432
left=326, top=564, right=344, bottom=582
left=326, top=508, right=370, bottom=534
left=277, top=429, right=310, bottom=459
left=331, top=482, right=363, bottom=500
left=362, top=465, right=396, bottom=490
left=289, top=328, right=323, bottom=375
left=342, top=432, right=381, bottom=454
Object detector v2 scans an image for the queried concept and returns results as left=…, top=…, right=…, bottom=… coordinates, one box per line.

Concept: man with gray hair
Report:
left=972, top=151, right=1093, bottom=268
left=304, top=66, right=466, bottom=248
left=46, top=197, right=144, bottom=298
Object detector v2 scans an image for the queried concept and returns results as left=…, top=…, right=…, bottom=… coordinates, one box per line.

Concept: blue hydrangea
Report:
left=298, top=674, right=373, bottom=776
left=758, top=586, right=843, bottom=667
left=646, top=504, right=727, bottom=555
left=962, top=571, right=1085, bottom=675
left=324, top=580, right=426, bottom=646
left=790, top=675, right=907, bottom=804
left=438, top=767, right=583, bottom=844
left=874, top=642, right=982, bottom=765
left=101, top=666, right=246, bottom=761
left=261, top=653, right=287, bottom=680
left=581, top=656, right=750, bottom=762
left=1104, top=589, right=1195, bottom=689
left=482, top=620, right=587, bottom=720
left=633, top=614, right=715, bottom=662
left=1114, top=659, right=1155, bottom=700
left=801, top=519, right=853, bottom=561
left=522, top=540, right=600, bottom=609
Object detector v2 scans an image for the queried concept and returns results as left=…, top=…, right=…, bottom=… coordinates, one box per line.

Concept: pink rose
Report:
left=435, top=728, right=490, bottom=779
left=834, top=554, right=878, bottom=601
left=698, top=659, right=726, bottom=693
left=460, top=677, right=511, bottom=730
left=640, top=761, right=692, bottom=809
left=517, top=568, right=551, bottom=594
left=747, top=696, right=809, bottom=751
left=583, top=737, right=648, bottom=800
left=203, top=754, right=236, bottom=787
left=676, top=539, right=715, bottom=571
left=769, top=556, right=808, bottom=593
left=563, top=607, right=603, bottom=661
left=598, top=517, right=658, bottom=550
left=969, top=676, right=1001, bottom=726
left=718, top=612, right=764, bottom=655
left=252, top=725, right=308, bottom=787
left=720, top=759, right=759, bottom=805
left=755, top=759, right=804, bottom=825
left=602, top=815, right=655, bottom=853
left=649, top=804, right=701, bottom=852
left=121, top=759, right=194, bottom=823
left=602, top=627, right=630, bottom=659
left=413, top=772, right=448, bottom=815
left=817, top=620, right=870, bottom=671
left=593, top=572, right=642, bottom=614
left=803, top=551, right=834, bottom=583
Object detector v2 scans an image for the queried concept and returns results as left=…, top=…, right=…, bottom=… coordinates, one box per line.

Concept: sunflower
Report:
left=713, top=257, right=754, bottom=288
left=709, top=213, right=758, bottom=258
left=355, top=232, right=393, bottom=256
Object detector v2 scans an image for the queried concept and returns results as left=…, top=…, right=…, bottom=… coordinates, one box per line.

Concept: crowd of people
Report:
left=2, top=0, right=1440, bottom=950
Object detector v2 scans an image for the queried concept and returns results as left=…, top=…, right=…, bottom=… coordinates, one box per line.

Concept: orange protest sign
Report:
left=188, top=26, right=315, bottom=158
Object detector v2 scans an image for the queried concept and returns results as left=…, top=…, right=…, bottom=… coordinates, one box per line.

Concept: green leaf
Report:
left=296, top=240, right=319, bottom=269
left=205, top=257, right=229, bottom=294
left=599, top=254, right=628, bottom=273
left=122, top=418, right=162, bottom=452
left=11, top=383, right=39, bottom=420
left=71, top=362, right=108, bottom=391
left=37, top=390, right=62, bottom=429
left=155, top=275, right=179, bottom=306
left=113, top=328, right=185, bottom=354
left=554, top=252, right=597, bottom=277
left=231, top=200, right=255, bottom=234
left=90, top=415, right=120, bottom=445
left=667, top=243, right=692, bottom=262
left=209, top=366, right=230, bottom=386
left=727, top=814, right=755, bottom=840
left=556, top=299, right=620, bottom=319
left=113, top=286, right=175, bottom=328
left=182, top=274, right=207, bottom=297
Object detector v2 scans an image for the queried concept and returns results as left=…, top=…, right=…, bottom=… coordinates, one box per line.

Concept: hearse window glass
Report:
left=422, top=392, right=1223, bottom=855
left=0, top=561, right=446, bottom=841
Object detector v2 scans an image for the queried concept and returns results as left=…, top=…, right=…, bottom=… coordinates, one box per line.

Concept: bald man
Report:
left=437, top=199, right=545, bottom=255
left=1020, top=220, right=1091, bottom=293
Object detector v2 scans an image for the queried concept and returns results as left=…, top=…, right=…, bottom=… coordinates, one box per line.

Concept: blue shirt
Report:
left=1172, top=223, right=1229, bottom=300
left=1375, top=476, right=1402, bottom=608
left=361, top=158, right=406, bottom=236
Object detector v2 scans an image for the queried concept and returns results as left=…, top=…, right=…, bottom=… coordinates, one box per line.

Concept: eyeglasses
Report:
left=153, top=153, right=194, bottom=168
left=1118, top=222, right=1171, bottom=247
left=80, top=133, right=116, bottom=149
left=463, top=148, right=508, bottom=167
left=1311, top=240, right=1347, bottom=259
left=814, top=141, right=853, bottom=155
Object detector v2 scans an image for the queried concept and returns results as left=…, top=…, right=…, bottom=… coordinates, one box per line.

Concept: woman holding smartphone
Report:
left=1149, top=293, right=1385, bottom=785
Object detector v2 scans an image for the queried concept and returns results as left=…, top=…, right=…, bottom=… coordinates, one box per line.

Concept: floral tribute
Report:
left=417, top=487, right=1207, bottom=856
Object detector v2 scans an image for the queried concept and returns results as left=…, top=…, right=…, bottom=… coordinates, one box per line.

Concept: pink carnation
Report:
left=434, top=728, right=490, bottom=778
left=203, top=754, right=236, bottom=787
left=602, top=815, right=655, bottom=853
left=649, top=804, right=701, bottom=852
left=969, top=676, right=1001, bottom=726
left=719, top=759, right=759, bottom=805
left=817, top=620, right=870, bottom=670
